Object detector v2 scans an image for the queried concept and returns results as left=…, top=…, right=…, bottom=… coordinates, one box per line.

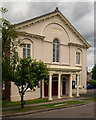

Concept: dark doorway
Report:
left=44, top=76, right=59, bottom=97
left=52, top=81, right=58, bottom=96
left=44, top=81, right=48, bottom=97
left=62, top=81, right=66, bottom=95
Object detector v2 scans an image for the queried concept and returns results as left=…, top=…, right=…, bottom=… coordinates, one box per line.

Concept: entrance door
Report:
left=52, top=81, right=58, bottom=96
left=44, top=81, right=48, bottom=97
left=62, top=81, right=66, bottom=95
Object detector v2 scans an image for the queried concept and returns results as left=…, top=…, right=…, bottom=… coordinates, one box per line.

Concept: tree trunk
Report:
left=21, top=84, right=24, bottom=108
left=21, top=93, right=24, bottom=108
left=40, top=80, right=42, bottom=98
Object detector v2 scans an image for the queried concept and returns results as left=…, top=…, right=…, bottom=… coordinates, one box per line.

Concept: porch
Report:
left=41, top=65, right=82, bottom=100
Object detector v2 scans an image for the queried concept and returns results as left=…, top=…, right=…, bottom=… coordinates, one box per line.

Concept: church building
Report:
left=3, top=7, right=91, bottom=101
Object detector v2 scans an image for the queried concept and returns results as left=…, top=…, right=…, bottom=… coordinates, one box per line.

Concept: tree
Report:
left=12, top=58, right=49, bottom=108
left=0, top=7, right=20, bottom=83
left=1, top=8, right=49, bottom=107
left=0, top=7, right=21, bottom=100
left=91, top=64, right=96, bottom=80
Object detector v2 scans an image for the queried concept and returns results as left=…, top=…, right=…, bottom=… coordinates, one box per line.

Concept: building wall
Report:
left=10, top=82, right=40, bottom=101
left=10, top=15, right=87, bottom=101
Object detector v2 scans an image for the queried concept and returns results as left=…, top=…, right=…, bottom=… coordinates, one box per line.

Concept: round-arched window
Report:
left=53, top=39, right=59, bottom=62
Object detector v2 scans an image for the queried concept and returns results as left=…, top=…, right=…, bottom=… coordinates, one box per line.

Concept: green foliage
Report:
left=13, top=58, right=48, bottom=91
left=88, top=80, right=96, bottom=88
left=91, top=64, right=96, bottom=80
left=0, top=8, right=20, bottom=81
left=12, top=58, right=49, bottom=108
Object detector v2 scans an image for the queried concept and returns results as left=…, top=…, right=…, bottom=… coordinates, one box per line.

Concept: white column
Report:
left=48, top=73, right=53, bottom=100
left=76, top=73, right=80, bottom=97
left=58, top=73, right=62, bottom=99
left=69, top=74, right=73, bottom=97
left=41, top=80, right=44, bottom=98
left=61, top=78, right=62, bottom=96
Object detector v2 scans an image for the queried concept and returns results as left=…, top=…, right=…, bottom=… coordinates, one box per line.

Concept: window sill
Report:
left=53, top=62, right=60, bottom=65
left=75, top=64, right=82, bottom=67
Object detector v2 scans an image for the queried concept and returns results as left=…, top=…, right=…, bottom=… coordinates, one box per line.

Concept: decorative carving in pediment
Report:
left=51, top=28, right=62, bottom=34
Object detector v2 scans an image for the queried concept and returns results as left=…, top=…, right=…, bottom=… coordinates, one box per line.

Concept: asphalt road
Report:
left=9, top=102, right=95, bottom=119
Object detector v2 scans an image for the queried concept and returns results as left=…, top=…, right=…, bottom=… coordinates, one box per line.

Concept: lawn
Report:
left=82, top=97, right=96, bottom=101
left=2, top=98, right=50, bottom=108
left=2, top=100, right=86, bottom=115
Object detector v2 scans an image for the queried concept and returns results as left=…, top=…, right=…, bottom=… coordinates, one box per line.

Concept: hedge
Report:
left=88, top=80, right=96, bottom=88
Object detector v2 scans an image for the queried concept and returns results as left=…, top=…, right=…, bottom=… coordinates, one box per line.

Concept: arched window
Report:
left=76, top=48, right=82, bottom=65
left=23, top=44, right=31, bottom=59
left=53, top=39, right=59, bottom=62
left=22, top=38, right=33, bottom=59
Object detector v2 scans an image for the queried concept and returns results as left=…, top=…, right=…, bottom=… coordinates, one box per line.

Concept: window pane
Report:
left=53, top=41, right=55, bottom=62
left=27, top=49, right=30, bottom=53
left=53, top=39, right=59, bottom=62
left=53, top=48, right=55, bottom=53
left=27, top=47, right=30, bottom=59
left=23, top=44, right=31, bottom=59
left=53, top=57, right=55, bottom=62
left=27, top=44, right=30, bottom=48
left=56, top=54, right=59, bottom=62
left=57, top=58, right=59, bottom=62
left=27, top=53, right=30, bottom=58
left=57, top=49, right=59, bottom=54
left=53, top=53, right=55, bottom=57
left=23, top=48, right=26, bottom=58
left=23, top=44, right=26, bottom=47
left=76, top=52, right=80, bottom=64
left=27, top=52, right=30, bottom=56
left=53, top=43, right=55, bottom=48
left=57, top=45, right=59, bottom=49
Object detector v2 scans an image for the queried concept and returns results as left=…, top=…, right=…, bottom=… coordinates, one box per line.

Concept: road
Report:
left=9, top=102, right=95, bottom=118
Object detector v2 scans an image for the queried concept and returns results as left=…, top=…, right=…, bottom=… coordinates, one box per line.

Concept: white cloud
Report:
left=2, top=2, right=94, bottom=71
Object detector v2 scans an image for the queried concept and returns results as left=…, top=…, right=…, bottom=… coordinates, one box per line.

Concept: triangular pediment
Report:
left=15, top=7, right=91, bottom=49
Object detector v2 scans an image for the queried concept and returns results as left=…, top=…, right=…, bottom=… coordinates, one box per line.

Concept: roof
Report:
left=14, top=7, right=91, bottom=49
left=14, top=7, right=59, bottom=27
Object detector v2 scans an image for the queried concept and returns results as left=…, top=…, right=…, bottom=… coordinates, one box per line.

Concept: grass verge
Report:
left=3, top=100, right=86, bottom=115
left=82, top=97, right=96, bottom=101
left=2, top=98, right=50, bottom=108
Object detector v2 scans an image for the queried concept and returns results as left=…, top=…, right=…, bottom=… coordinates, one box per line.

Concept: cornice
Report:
left=48, top=67, right=81, bottom=72
left=68, top=42, right=88, bottom=49
left=57, top=12, right=91, bottom=49
left=47, top=64, right=82, bottom=72
left=18, top=31, right=45, bottom=40
left=14, top=12, right=58, bottom=30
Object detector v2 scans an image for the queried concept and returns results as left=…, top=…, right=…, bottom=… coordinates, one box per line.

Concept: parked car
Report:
left=87, top=84, right=94, bottom=89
